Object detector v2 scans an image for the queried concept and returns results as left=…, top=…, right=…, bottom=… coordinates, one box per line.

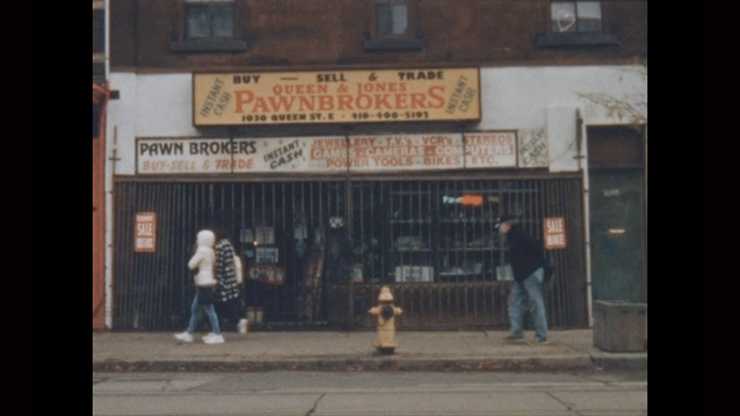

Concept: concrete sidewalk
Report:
left=93, top=329, right=646, bottom=372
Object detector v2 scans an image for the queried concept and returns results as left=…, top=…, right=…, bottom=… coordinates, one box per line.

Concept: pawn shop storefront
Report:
left=111, top=69, right=588, bottom=331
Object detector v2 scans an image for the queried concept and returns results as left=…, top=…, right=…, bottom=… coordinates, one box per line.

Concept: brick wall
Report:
left=111, top=0, right=647, bottom=69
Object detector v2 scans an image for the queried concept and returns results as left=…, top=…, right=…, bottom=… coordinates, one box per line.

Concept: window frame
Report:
left=550, top=1, right=603, bottom=34
left=93, top=2, right=105, bottom=84
left=184, top=0, right=237, bottom=41
left=374, top=0, right=411, bottom=39
left=93, top=8, right=105, bottom=54
left=364, top=0, right=424, bottom=51
left=171, top=0, right=248, bottom=52
left=536, top=0, right=617, bottom=47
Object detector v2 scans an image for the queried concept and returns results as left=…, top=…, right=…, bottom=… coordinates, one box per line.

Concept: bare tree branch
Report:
left=578, top=62, right=647, bottom=126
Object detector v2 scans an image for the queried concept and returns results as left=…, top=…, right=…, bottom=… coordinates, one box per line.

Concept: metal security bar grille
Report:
left=345, top=178, right=587, bottom=329
left=113, top=181, right=347, bottom=330
left=113, top=177, right=586, bottom=330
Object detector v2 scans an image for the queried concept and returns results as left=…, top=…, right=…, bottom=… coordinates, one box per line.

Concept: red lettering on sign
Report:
left=544, top=217, right=566, bottom=249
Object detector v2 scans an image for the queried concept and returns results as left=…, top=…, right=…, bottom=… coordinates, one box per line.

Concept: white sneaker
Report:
left=238, top=319, right=248, bottom=335
left=174, top=331, right=193, bottom=343
left=203, top=333, right=225, bottom=344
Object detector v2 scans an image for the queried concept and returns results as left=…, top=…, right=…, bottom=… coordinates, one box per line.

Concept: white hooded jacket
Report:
left=188, top=230, right=217, bottom=286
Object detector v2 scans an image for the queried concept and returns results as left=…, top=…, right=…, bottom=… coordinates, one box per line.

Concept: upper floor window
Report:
left=186, top=0, right=235, bottom=40
left=551, top=1, right=602, bottom=33
left=376, top=0, right=409, bottom=38
left=93, top=9, right=105, bottom=54
left=364, top=0, right=423, bottom=50
left=93, top=3, right=105, bottom=84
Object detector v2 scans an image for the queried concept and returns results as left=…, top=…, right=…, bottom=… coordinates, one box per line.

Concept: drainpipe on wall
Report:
left=103, top=0, right=113, bottom=329
left=105, top=0, right=110, bottom=81
left=644, top=124, right=647, bottom=279
left=576, top=109, right=593, bottom=328
left=105, top=125, right=118, bottom=329
left=642, top=123, right=647, bottom=309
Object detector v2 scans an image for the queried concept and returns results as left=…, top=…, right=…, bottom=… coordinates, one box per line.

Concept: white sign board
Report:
left=137, top=132, right=519, bottom=174
left=464, top=132, right=517, bottom=168
left=518, top=129, right=549, bottom=168
left=348, top=134, right=463, bottom=171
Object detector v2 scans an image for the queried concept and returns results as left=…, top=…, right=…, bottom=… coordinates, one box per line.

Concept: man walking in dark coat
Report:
left=495, top=215, right=549, bottom=343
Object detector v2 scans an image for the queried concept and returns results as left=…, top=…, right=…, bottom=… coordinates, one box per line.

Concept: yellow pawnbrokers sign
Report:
left=193, top=68, right=480, bottom=126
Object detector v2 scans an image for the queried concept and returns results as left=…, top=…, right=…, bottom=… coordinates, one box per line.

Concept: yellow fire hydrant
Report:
left=368, top=286, right=403, bottom=355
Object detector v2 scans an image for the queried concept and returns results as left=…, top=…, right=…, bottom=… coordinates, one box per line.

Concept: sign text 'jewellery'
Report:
left=193, top=69, right=481, bottom=126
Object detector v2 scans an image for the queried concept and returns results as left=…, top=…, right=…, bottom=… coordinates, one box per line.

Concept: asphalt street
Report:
left=93, top=370, right=648, bottom=416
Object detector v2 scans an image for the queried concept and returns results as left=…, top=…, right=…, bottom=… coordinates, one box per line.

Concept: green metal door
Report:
left=589, top=171, right=646, bottom=302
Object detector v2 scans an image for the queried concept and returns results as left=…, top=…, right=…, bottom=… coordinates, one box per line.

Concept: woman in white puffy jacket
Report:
left=174, top=230, right=225, bottom=344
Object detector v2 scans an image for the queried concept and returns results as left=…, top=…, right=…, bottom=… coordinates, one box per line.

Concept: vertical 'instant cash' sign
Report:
left=193, top=68, right=481, bottom=126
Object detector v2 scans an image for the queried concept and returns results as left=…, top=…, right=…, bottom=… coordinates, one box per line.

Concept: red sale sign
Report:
left=135, top=212, right=156, bottom=252
left=544, top=217, right=566, bottom=249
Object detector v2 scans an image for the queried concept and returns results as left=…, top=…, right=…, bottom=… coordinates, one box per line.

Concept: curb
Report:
left=93, top=355, right=618, bottom=373
left=590, top=353, right=647, bottom=370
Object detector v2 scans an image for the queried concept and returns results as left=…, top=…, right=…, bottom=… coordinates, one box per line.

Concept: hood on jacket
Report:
left=196, top=230, right=216, bottom=248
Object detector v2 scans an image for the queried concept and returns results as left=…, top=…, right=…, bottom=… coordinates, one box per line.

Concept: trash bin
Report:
left=593, top=300, right=647, bottom=352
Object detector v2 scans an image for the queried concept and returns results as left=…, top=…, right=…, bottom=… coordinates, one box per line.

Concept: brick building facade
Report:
left=111, top=0, right=646, bottom=69
left=101, top=1, right=647, bottom=331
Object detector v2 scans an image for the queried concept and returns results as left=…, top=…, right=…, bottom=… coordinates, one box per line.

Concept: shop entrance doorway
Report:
left=587, top=126, right=647, bottom=303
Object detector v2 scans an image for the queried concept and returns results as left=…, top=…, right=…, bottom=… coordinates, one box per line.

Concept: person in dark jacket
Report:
left=495, top=215, right=549, bottom=343
left=213, top=229, right=246, bottom=334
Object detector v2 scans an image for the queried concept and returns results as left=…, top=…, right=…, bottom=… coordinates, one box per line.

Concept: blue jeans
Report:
left=186, top=290, right=221, bottom=334
left=508, top=267, right=548, bottom=341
